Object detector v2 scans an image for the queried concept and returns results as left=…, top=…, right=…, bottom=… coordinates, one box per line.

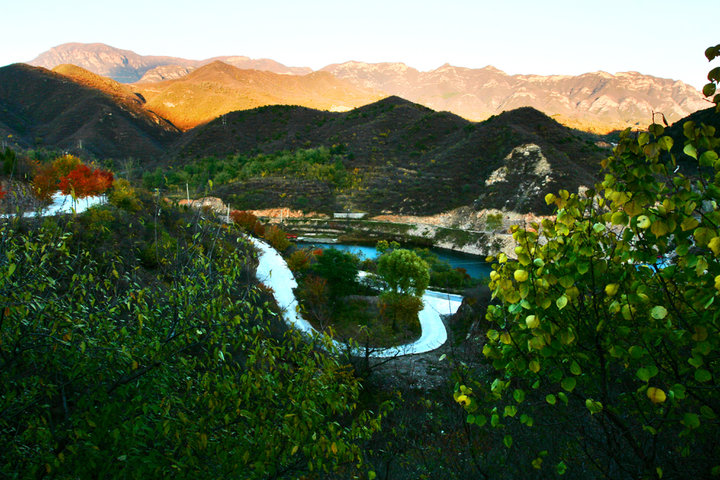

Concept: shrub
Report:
left=230, top=210, right=264, bottom=236
left=286, top=249, right=313, bottom=273
left=263, top=225, right=291, bottom=252
left=108, top=178, right=141, bottom=211
left=379, top=292, right=423, bottom=333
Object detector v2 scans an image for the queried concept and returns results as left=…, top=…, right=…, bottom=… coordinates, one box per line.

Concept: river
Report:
left=296, top=241, right=491, bottom=279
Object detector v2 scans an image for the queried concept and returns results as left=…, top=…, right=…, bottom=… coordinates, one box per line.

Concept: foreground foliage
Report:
left=0, top=198, right=380, bottom=478
left=456, top=53, right=720, bottom=478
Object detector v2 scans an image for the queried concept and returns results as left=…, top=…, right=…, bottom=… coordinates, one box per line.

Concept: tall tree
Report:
left=377, top=248, right=430, bottom=297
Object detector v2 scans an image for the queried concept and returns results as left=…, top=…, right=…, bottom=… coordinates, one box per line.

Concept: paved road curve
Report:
left=250, top=237, right=463, bottom=357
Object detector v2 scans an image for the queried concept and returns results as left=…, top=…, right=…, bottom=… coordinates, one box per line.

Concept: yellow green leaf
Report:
left=514, top=269, right=529, bottom=282
left=709, top=237, right=720, bottom=255
left=556, top=295, right=568, bottom=310
left=650, top=306, right=668, bottom=320
left=647, top=387, right=667, bottom=404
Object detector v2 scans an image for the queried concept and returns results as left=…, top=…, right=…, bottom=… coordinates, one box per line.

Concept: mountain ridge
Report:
left=131, top=61, right=384, bottom=130
left=29, top=43, right=312, bottom=82
left=27, top=43, right=709, bottom=133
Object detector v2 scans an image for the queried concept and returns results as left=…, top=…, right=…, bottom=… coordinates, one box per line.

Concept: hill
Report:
left=168, top=96, right=607, bottom=215
left=0, top=64, right=611, bottom=217
left=321, top=62, right=708, bottom=133
left=0, top=64, right=180, bottom=161
left=132, top=61, right=384, bottom=130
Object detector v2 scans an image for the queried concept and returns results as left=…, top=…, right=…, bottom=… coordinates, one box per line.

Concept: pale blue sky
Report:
left=1, top=0, right=716, bottom=89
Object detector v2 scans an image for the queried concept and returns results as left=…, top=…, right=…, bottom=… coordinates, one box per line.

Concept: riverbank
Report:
left=180, top=197, right=545, bottom=258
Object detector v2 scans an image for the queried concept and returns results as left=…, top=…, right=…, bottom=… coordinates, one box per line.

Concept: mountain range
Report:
left=27, top=43, right=710, bottom=133
left=29, top=43, right=312, bottom=82
left=0, top=61, right=610, bottom=217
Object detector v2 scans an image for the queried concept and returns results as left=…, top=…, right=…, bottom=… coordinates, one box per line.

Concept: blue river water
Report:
left=297, top=242, right=491, bottom=279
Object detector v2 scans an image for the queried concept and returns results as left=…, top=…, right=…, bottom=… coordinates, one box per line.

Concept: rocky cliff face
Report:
left=321, top=62, right=708, bottom=133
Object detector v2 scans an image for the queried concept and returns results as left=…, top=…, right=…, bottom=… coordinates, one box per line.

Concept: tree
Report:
left=58, top=163, right=114, bottom=198
left=312, top=247, right=361, bottom=298
left=376, top=249, right=429, bottom=332
left=32, top=155, right=113, bottom=201
left=377, top=248, right=430, bottom=297
left=455, top=51, right=720, bottom=479
left=0, top=203, right=381, bottom=478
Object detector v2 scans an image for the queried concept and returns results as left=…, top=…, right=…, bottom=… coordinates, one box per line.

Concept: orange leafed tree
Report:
left=32, top=164, right=60, bottom=202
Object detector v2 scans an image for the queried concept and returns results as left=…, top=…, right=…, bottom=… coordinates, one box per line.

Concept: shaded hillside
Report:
left=51, top=64, right=178, bottom=133
left=133, top=61, right=384, bottom=130
left=170, top=97, right=607, bottom=215
left=0, top=64, right=180, bottom=161
left=52, top=64, right=144, bottom=106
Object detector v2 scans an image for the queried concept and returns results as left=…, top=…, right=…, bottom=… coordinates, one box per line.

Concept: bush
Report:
left=286, top=248, right=313, bottom=273
left=379, top=292, right=423, bottom=333
left=263, top=225, right=291, bottom=252
left=230, top=210, right=265, bottom=236
left=0, top=207, right=380, bottom=478
left=108, top=178, right=141, bottom=211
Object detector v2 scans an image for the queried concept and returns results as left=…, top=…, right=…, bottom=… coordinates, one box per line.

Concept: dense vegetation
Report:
left=142, top=146, right=354, bottom=199
left=0, top=186, right=382, bottom=478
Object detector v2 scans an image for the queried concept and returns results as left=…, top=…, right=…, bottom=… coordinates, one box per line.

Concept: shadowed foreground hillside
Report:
left=0, top=64, right=180, bottom=161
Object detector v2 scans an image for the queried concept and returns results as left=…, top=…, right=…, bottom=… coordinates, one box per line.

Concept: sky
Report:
left=1, top=0, right=716, bottom=89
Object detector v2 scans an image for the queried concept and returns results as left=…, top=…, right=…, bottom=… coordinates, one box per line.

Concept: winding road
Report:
left=250, top=237, right=463, bottom=357
left=25, top=195, right=460, bottom=357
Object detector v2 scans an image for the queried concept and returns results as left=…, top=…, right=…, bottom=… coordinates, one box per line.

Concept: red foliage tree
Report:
left=58, top=164, right=114, bottom=198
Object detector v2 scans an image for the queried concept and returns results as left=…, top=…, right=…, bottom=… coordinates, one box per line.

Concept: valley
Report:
left=1, top=40, right=719, bottom=480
